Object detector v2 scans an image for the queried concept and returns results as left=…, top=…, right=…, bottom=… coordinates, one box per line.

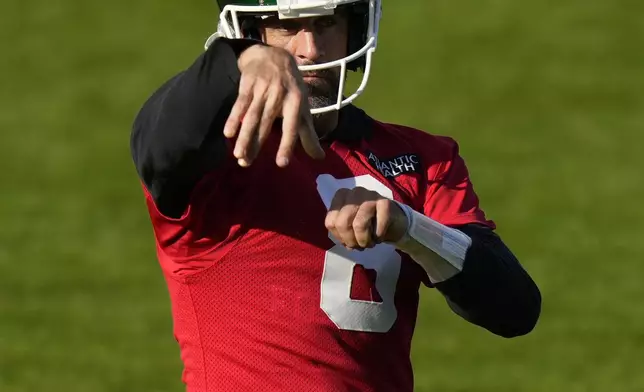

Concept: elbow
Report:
left=446, top=284, right=542, bottom=339
left=492, top=310, right=540, bottom=339
left=490, top=288, right=542, bottom=338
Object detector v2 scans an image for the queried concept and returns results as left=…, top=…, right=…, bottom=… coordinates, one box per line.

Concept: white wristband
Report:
left=394, top=202, right=472, bottom=283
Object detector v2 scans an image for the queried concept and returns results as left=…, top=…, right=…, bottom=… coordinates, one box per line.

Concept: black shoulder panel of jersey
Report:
left=327, top=104, right=374, bottom=143
left=130, top=38, right=261, bottom=218
left=435, top=224, right=542, bottom=338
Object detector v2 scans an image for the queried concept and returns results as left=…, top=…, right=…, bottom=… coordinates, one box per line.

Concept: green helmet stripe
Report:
left=220, top=0, right=278, bottom=7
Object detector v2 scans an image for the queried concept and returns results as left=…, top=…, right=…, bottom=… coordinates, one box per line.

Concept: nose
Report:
left=292, top=30, right=324, bottom=63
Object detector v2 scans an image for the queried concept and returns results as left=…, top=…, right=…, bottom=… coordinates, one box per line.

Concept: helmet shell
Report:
left=208, top=0, right=381, bottom=114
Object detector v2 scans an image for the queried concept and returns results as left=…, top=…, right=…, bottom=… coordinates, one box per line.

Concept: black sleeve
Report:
left=130, top=38, right=262, bottom=218
left=434, top=224, right=542, bottom=338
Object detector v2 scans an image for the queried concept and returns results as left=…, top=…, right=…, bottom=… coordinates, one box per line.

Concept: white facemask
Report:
left=205, top=0, right=381, bottom=115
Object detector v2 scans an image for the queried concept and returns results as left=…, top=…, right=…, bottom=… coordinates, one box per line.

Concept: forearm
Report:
left=130, top=38, right=260, bottom=217
left=394, top=205, right=541, bottom=338
left=435, top=225, right=541, bottom=337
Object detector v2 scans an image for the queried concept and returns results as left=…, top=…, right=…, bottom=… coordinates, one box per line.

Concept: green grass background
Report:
left=1, top=0, right=643, bottom=391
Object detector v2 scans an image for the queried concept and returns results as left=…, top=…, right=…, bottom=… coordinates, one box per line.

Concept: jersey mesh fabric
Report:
left=145, top=121, right=493, bottom=392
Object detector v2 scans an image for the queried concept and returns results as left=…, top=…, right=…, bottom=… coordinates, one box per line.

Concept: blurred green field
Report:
left=1, top=0, right=643, bottom=391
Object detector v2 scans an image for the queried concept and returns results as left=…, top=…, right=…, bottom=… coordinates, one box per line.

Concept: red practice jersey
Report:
left=143, top=121, right=494, bottom=392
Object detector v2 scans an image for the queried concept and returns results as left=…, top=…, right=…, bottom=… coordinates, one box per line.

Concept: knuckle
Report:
left=347, top=238, right=359, bottom=248
left=244, top=107, right=260, bottom=121
left=271, top=46, right=288, bottom=57
left=242, top=117, right=260, bottom=131
left=377, top=198, right=392, bottom=212
left=261, top=106, right=276, bottom=123
left=236, top=91, right=252, bottom=105
left=261, top=112, right=274, bottom=126
left=271, top=83, right=286, bottom=99
left=266, top=99, right=281, bottom=117
left=353, top=217, right=371, bottom=232
left=335, top=217, right=352, bottom=233
left=357, top=237, right=370, bottom=248
left=324, top=215, right=336, bottom=230
left=239, top=75, right=255, bottom=90
left=278, top=48, right=296, bottom=65
left=253, top=79, right=270, bottom=94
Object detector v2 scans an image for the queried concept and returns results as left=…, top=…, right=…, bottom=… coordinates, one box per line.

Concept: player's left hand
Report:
left=325, top=187, right=409, bottom=250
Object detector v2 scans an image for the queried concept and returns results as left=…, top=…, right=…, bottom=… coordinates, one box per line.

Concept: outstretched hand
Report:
left=223, top=45, right=326, bottom=168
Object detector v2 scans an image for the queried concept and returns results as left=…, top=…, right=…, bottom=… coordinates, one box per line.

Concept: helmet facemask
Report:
left=205, top=0, right=381, bottom=115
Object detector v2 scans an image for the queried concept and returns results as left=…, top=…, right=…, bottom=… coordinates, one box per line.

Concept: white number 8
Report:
left=316, top=175, right=402, bottom=333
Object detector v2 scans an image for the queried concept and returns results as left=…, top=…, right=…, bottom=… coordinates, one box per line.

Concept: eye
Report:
left=315, top=16, right=338, bottom=29
left=279, top=20, right=302, bottom=32
left=261, top=16, right=301, bottom=33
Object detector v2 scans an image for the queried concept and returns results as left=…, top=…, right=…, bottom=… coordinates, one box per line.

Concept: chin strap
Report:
left=393, top=202, right=473, bottom=283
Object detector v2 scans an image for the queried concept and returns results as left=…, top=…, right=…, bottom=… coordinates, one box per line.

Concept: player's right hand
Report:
left=223, top=44, right=326, bottom=168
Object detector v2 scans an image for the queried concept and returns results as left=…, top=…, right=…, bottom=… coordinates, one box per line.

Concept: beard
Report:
left=302, top=68, right=341, bottom=116
left=299, top=66, right=342, bottom=137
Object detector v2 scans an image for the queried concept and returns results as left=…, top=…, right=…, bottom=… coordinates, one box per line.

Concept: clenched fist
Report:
left=325, top=187, right=409, bottom=250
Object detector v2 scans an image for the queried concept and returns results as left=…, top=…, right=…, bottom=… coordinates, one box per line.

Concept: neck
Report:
left=313, top=111, right=340, bottom=140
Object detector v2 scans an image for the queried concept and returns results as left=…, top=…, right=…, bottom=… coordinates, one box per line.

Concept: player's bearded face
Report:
left=260, top=12, right=349, bottom=112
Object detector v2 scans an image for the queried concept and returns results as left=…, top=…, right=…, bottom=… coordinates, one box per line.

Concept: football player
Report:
left=131, top=0, right=541, bottom=391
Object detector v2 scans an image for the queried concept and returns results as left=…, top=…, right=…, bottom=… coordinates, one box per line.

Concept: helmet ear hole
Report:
left=241, top=17, right=262, bottom=41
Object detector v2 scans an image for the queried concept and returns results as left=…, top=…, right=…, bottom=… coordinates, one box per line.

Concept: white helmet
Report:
left=205, top=0, right=382, bottom=114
